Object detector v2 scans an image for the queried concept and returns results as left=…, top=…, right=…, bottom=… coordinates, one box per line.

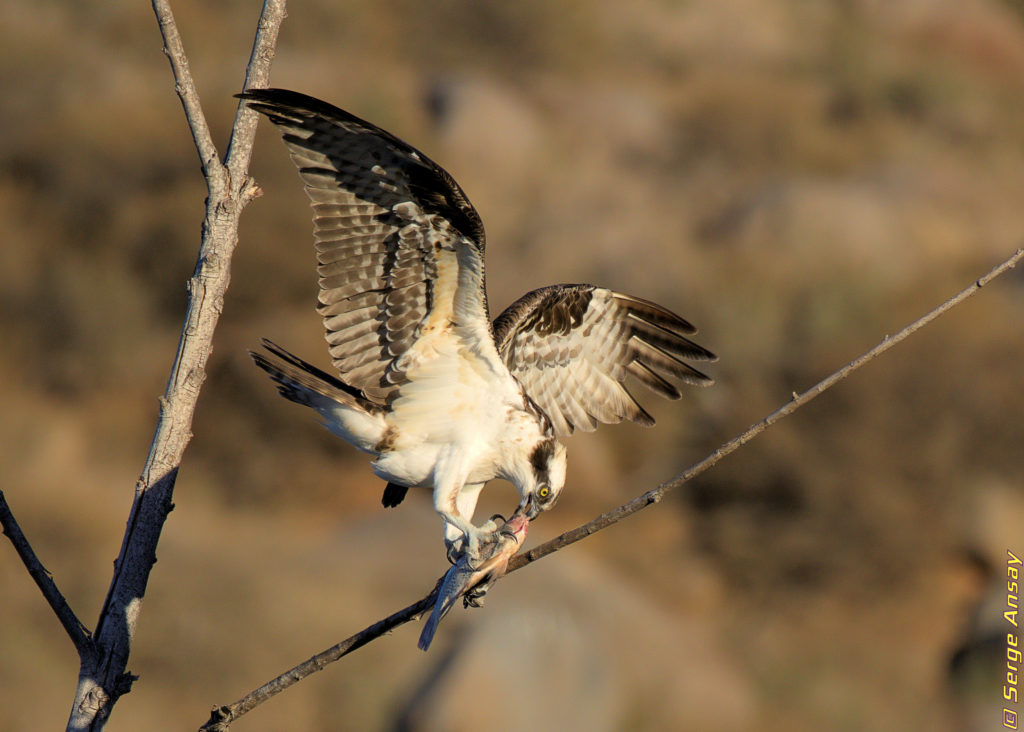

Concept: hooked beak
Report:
left=522, top=495, right=541, bottom=520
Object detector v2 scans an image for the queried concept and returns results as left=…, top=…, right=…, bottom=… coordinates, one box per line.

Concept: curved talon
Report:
left=445, top=534, right=466, bottom=565
left=464, top=550, right=486, bottom=571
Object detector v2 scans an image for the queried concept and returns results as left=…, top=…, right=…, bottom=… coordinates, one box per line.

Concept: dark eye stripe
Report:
left=529, top=440, right=556, bottom=483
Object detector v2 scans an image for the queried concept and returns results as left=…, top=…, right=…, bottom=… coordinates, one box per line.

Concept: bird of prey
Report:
left=241, top=88, right=716, bottom=567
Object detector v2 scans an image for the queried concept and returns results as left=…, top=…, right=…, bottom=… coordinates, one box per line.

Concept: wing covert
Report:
left=493, top=285, right=716, bottom=437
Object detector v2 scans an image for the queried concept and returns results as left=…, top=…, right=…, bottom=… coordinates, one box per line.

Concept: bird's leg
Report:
left=442, top=518, right=492, bottom=568
left=438, top=481, right=494, bottom=568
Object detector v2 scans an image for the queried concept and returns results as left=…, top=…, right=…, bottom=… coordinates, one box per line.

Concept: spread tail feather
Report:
left=251, top=339, right=388, bottom=453
left=251, top=339, right=380, bottom=411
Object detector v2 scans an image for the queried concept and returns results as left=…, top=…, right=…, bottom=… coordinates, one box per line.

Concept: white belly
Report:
left=375, top=389, right=511, bottom=482
left=371, top=443, right=446, bottom=487
left=370, top=413, right=507, bottom=488
left=368, top=329, right=537, bottom=492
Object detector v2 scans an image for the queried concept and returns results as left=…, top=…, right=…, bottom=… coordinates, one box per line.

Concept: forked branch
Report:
left=61, top=1, right=287, bottom=730
left=0, top=1, right=287, bottom=728
left=201, top=247, right=1024, bottom=731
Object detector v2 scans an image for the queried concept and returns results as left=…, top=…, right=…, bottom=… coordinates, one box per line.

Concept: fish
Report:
left=418, top=512, right=529, bottom=651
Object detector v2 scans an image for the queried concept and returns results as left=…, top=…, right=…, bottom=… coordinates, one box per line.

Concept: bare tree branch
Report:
left=225, top=0, right=287, bottom=181
left=200, top=247, right=1024, bottom=730
left=59, top=2, right=288, bottom=730
left=151, top=0, right=221, bottom=178
left=201, top=593, right=439, bottom=732
left=0, top=1, right=284, bottom=725
left=0, top=490, right=93, bottom=657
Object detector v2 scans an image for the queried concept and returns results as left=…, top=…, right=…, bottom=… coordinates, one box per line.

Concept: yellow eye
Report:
left=538, top=485, right=550, bottom=499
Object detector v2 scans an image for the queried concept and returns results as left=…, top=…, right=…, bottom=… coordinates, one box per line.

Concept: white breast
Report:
left=370, top=330, right=525, bottom=488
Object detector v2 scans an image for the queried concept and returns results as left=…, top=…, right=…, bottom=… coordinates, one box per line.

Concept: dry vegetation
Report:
left=2, top=0, right=1023, bottom=729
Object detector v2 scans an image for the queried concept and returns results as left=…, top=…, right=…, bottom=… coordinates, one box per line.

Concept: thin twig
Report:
left=226, top=0, right=287, bottom=183
left=152, top=0, right=221, bottom=179
left=201, top=247, right=1024, bottom=730
left=0, top=490, right=94, bottom=658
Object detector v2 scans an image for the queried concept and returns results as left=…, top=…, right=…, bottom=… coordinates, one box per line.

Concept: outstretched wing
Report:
left=493, top=285, right=716, bottom=437
left=240, top=88, right=492, bottom=404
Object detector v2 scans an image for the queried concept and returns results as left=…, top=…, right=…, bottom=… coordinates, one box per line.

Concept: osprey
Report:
left=241, top=89, right=716, bottom=566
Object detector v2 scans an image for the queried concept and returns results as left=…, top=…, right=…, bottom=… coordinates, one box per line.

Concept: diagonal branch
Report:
left=0, top=490, right=94, bottom=659
left=201, top=246, right=1024, bottom=730
left=201, top=593, right=440, bottom=732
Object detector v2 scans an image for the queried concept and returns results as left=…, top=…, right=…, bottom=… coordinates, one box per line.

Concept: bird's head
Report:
left=519, top=438, right=567, bottom=520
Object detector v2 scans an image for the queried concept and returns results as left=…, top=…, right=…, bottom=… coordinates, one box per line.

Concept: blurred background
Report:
left=2, top=0, right=1023, bottom=729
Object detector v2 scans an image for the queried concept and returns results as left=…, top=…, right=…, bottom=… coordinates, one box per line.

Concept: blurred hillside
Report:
left=2, top=0, right=1023, bottom=729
